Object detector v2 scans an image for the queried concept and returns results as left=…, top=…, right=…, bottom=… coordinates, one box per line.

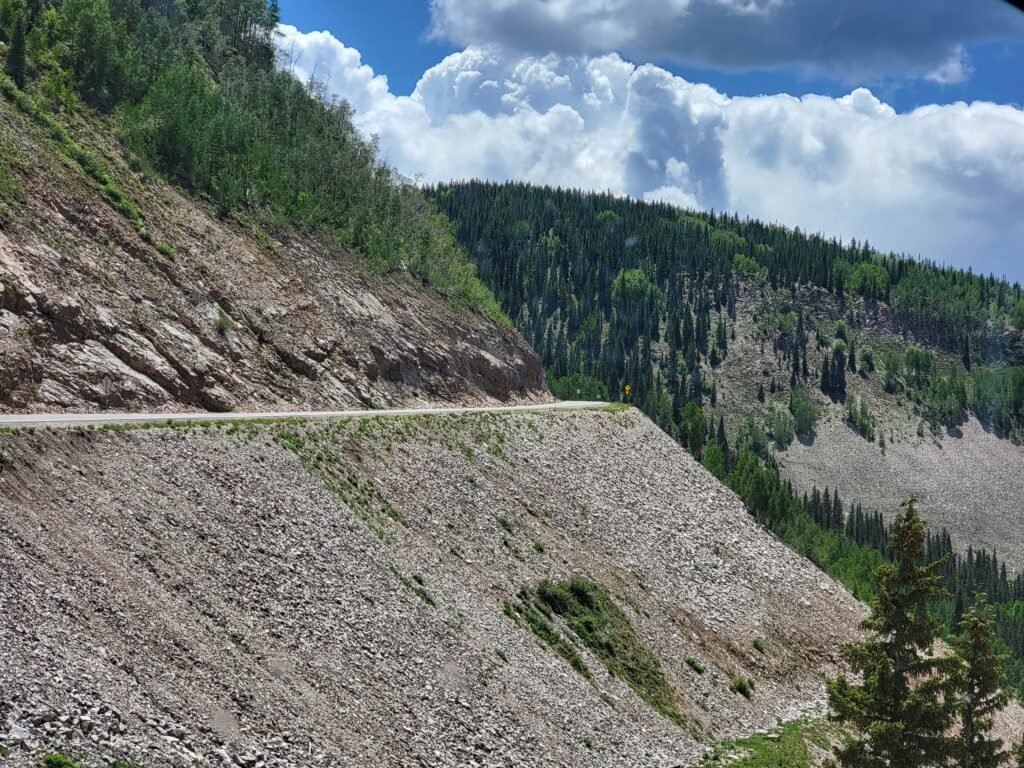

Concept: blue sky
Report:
left=278, top=1, right=1024, bottom=109
left=276, top=1, right=1024, bottom=279
left=278, top=2, right=447, bottom=96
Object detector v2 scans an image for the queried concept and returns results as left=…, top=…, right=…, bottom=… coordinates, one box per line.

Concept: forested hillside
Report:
left=0, top=1, right=550, bottom=413
left=0, top=0, right=499, bottom=319
left=430, top=180, right=1024, bottom=696
left=431, top=182, right=1024, bottom=436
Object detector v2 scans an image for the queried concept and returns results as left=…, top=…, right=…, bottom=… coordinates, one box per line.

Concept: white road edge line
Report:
left=0, top=401, right=614, bottom=429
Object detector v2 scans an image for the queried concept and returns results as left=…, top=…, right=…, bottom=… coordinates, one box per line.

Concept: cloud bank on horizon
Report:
left=277, top=5, right=1024, bottom=279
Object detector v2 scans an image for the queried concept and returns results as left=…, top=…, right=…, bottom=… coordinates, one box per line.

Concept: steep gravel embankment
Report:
left=0, top=409, right=865, bottom=767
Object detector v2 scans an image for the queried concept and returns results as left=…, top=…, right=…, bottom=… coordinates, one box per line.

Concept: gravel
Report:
left=0, top=410, right=866, bottom=767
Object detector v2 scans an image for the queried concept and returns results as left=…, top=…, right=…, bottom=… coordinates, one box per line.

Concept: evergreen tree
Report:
left=827, top=498, right=960, bottom=768
left=955, top=593, right=1011, bottom=768
left=5, top=12, right=26, bottom=90
left=1012, top=741, right=1024, bottom=768
left=702, top=440, right=726, bottom=480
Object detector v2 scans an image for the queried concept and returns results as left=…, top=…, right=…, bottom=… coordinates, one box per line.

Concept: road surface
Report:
left=0, top=401, right=611, bottom=430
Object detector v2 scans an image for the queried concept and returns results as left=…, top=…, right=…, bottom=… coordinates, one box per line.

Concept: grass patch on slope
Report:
left=700, top=719, right=831, bottom=768
left=0, top=160, right=23, bottom=203
left=42, top=756, right=138, bottom=768
left=507, top=576, right=686, bottom=728
left=536, top=577, right=685, bottom=726
left=504, top=590, right=593, bottom=680
left=272, top=422, right=408, bottom=542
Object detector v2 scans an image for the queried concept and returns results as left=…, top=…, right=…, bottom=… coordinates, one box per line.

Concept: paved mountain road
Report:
left=0, top=401, right=611, bottom=429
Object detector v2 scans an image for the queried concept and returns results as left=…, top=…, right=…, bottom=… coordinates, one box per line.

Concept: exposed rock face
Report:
left=0, top=410, right=866, bottom=767
left=0, top=98, right=546, bottom=414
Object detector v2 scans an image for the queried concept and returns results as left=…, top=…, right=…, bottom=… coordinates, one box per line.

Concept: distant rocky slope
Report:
left=0, top=97, right=544, bottom=414
left=0, top=409, right=864, bottom=767
left=710, top=288, right=1024, bottom=571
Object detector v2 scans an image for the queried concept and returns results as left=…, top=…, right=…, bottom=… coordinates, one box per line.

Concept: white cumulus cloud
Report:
left=276, top=25, right=1024, bottom=279
left=926, top=46, right=973, bottom=85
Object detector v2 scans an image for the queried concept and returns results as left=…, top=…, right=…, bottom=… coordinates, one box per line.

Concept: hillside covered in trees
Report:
left=431, top=182, right=1024, bottom=439
left=430, top=180, right=1024, bottom=697
left=0, top=0, right=501, bottom=321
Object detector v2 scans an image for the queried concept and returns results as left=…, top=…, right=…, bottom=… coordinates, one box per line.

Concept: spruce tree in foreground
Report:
left=955, top=593, right=1011, bottom=768
left=827, top=498, right=960, bottom=768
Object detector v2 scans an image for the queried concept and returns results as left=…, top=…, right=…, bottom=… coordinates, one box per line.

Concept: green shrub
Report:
left=702, top=440, right=726, bottom=480
left=846, top=397, right=876, bottom=442
left=549, top=372, right=609, bottom=402
left=788, top=388, right=819, bottom=436
left=766, top=403, right=795, bottom=450
left=860, top=346, right=876, bottom=374
left=685, top=656, right=706, bottom=674
left=730, top=676, right=755, bottom=699
left=215, top=311, right=234, bottom=336
left=753, top=638, right=766, bottom=654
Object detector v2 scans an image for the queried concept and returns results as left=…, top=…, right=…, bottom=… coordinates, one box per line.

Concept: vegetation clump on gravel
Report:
left=533, top=576, right=687, bottom=728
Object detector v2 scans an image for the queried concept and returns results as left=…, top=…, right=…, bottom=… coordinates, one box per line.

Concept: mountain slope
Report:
left=0, top=409, right=864, bottom=767
left=429, top=181, right=1024, bottom=576
left=709, top=287, right=1024, bottom=571
left=0, top=95, right=544, bottom=413
left=430, top=179, right=1024, bottom=694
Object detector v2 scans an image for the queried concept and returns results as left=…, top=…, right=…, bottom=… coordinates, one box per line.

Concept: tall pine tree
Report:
left=827, top=498, right=960, bottom=768
left=4, top=13, right=26, bottom=90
